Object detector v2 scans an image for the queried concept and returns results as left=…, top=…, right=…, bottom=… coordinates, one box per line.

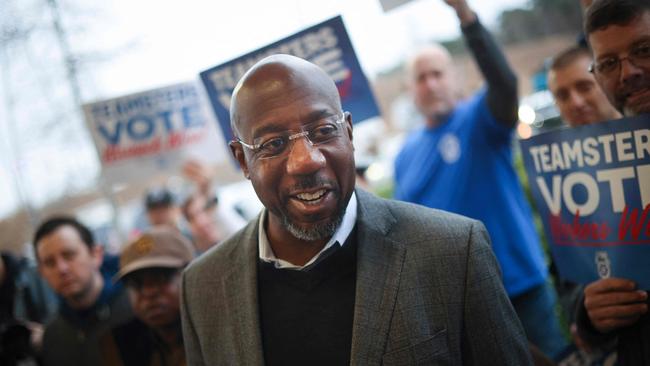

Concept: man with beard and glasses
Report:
left=179, top=54, right=532, bottom=366
left=575, top=1, right=650, bottom=365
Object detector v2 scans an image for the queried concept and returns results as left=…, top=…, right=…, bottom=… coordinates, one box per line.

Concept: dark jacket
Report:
left=0, top=252, right=58, bottom=366
left=41, top=255, right=133, bottom=366
left=576, top=294, right=650, bottom=366
left=1, top=252, right=58, bottom=326
left=101, top=318, right=186, bottom=366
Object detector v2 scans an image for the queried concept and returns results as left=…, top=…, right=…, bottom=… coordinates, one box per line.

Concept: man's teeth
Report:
left=296, top=189, right=326, bottom=201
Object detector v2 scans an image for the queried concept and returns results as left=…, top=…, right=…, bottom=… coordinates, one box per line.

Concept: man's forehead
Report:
left=241, top=63, right=292, bottom=91
left=232, top=57, right=312, bottom=126
left=47, top=225, right=82, bottom=242
left=415, top=54, right=450, bottom=69
left=589, top=12, right=650, bottom=55
left=556, top=56, right=592, bottom=77
left=38, top=225, right=86, bottom=254
left=550, top=69, right=593, bottom=89
left=237, top=56, right=326, bottom=94
left=411, top=47, right=452, bottom=70
left=235, top=68, right=338, bottom=127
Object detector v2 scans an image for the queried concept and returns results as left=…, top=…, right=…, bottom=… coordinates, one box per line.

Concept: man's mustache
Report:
left=289, top=175, right=337, bottom=192
left=616, top=76, right=650, bottom=104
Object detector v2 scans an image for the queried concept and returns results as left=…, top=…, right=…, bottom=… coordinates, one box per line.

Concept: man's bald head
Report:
left=406, top=44, right=458, bottom=126
left=230, top=55, right=342, bottom=138
left=226, top=54, right=356, bottom=245
left=407, top=44, right=454, bottom=78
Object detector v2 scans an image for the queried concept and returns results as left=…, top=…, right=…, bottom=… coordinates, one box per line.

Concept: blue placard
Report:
left=520, top=116, right=650, bottom=289
left=199, top=15, right=380, bottom=144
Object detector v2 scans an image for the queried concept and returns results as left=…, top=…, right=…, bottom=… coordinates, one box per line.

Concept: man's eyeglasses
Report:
left=589, top=41, right=650, bottom=78
left=233, top=113, right=347, bottom=160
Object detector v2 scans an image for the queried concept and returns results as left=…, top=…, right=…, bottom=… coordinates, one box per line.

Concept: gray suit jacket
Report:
left=181, top=190, right=532, bottom=365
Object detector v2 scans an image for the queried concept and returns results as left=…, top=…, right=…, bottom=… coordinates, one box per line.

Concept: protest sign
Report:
left=520, top=116, right=650, bottom=289
left=200, top=15, right=380, bottom=144
left=378, top=0, right=414, bottom=12
left=83, top=82, right=226, bottom=185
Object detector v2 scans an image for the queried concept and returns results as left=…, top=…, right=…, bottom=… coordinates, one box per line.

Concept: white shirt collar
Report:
left=258, top=192, right=357, bottom=270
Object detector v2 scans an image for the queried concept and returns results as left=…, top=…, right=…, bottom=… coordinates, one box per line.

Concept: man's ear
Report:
left=344, top=111, right=353, bottom=142
left=229, top=141, right=251, bottom=179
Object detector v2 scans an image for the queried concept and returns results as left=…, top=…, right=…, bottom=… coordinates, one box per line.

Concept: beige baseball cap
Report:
left=115, top=227, right=194, bottom=281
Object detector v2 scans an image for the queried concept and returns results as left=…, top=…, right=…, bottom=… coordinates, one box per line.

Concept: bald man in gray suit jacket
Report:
left=181, top=189, right=532, bottom=365
left=180, top=54, right=532, bottom=365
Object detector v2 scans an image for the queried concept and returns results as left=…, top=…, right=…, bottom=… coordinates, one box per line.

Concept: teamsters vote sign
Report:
left=520, top=116, right=650, bottom=289
left=83, top=82, right=225, bottom=185
left=200, top=15, right=380, bottom=144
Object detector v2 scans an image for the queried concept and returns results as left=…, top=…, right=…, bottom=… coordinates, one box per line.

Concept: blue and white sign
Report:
left=200, top=15, right=380, bottom=144
left=520, top=116, right=650, bottom=289
left=83, top=82, right=226, bottom=185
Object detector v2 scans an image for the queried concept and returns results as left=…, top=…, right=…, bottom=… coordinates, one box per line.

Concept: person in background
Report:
left=33, top=216, right=132, bottom=366
left=100, top=227, right=193, bottom=366
left=143, top=187, right=195, bottom=243
left=393, top=0, right=567, bottom=359
left=145, top=188, right=183, bottom=229
left=181, top=159, right=217, bottom=197
left=181, top=194, right=221, bottom=253
left=577, top=0, right=650, bottom=364
left=0, top=251, right=58, bottom=365
left=547, top=45, right=622, bottom=127
left=547, top=45, right=624, bottom=360
left=181, top=192, right=246, bottom=254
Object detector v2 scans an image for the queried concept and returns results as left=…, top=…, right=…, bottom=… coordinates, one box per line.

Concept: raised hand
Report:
left=182, top=159, right=216, bottom=195
left=443, top=0, right=476, bottom=25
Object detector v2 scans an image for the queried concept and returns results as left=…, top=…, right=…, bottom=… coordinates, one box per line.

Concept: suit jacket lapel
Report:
left=217, top=193, right=404, bottom=365
left=221, top=213, right=265, bottom=365
left=350, top=190, right=406, bottom=365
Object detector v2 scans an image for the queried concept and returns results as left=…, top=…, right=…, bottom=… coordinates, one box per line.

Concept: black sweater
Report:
left=257, top=233, right=358, bottom=366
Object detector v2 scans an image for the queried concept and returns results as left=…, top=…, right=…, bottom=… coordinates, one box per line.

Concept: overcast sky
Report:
left=88, top=0, right=528, bottom=98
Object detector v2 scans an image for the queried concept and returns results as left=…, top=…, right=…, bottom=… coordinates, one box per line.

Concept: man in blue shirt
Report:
left=394, top=0, right=568, bottom=359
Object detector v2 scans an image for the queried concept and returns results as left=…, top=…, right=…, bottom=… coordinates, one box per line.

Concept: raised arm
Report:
left=446, top=0, right=519, bottom=127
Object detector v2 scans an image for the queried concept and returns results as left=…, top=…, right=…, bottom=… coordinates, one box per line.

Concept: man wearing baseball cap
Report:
left=101, top=227, right=194, bottom=366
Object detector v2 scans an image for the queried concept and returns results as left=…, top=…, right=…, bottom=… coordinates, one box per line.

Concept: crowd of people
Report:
left=1, top=0, right=648, bottom=365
